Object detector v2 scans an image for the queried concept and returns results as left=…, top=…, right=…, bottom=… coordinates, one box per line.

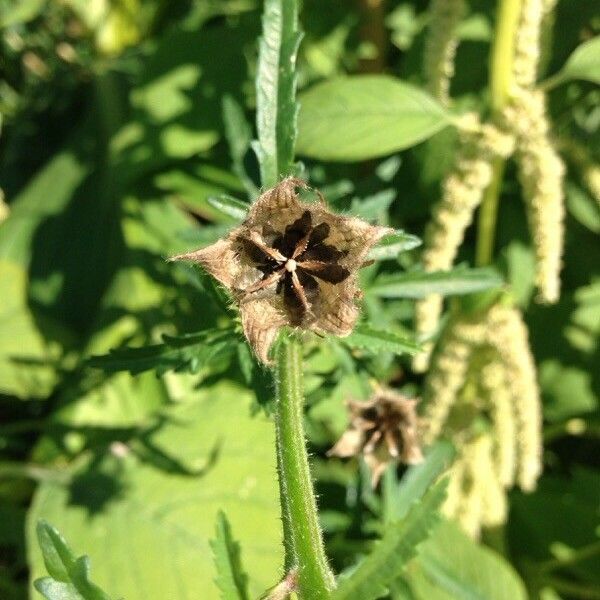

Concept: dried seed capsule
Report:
left=170, top=178, right=391, bottom=363
left=328, top=389, right=423, bottom=487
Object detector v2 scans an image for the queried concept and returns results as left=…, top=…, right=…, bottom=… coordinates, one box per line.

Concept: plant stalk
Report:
left=475, top=0, right=521, bottom=266
left=275, top=335, right=335, bottom=598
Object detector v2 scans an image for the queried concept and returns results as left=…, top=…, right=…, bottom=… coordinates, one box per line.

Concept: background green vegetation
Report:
left=0, top=0, right=598, bottom=598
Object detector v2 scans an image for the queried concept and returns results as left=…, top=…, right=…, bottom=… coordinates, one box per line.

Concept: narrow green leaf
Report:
left=341, top=324, right=421, bottom=356
left=210, top=511, right=249, bottom=600
left=333, top=480, right=447, bottom=600
left=368, top=267, right=503, bottom=299
left=255, top=0, right=302, bottom=186
left=542, top=36, right=600, bottom=89
left=222, top=96, right=260, bottom=198
left=367, top=231, right=422, bottom=261
left=88, top=329, right=236, bottom=376
left=207, top=195, right=250, bottom=221
left=395, top=442, right=456, bottom=520
left=34, top=521, right=112, bottom=600
left=297, top=76, right=451, bottom=161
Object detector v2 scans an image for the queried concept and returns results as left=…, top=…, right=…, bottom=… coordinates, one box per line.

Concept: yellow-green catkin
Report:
left=421, top=303, right=543, bottom=537
left=486, top=304, right=542, bottom=491
left=508, top=91, right=565, bottom=303
left=508, top=0, right=565, bottom=303
left=420, top=313, right=487, bottom=445
left=481, top=360, right=517, bottom=487
left=445, top=434, right=507, bottom=538
left=423, top=0, right=466, bottom=105
left=413, top=116, right=514, bottom=371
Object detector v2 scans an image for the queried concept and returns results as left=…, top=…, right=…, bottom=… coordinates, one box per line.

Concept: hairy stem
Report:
left=475, top=0, right=521, bottom=266
left=275, top=335, right=335, bottom=598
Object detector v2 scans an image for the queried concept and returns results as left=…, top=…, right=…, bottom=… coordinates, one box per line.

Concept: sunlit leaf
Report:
left=368, top=266, right=503, bottom=298
left=297, top=76, right=451, bottom=161
left=543, top=36, right=600, bottom=88
left=34, top=521, right=113, bottom=600
left=27, top=383, right=283, bottom=599
left=404, top=521, right=528, bottom=600
left=207, top=195, right=250, bottom=222
left=210, top=511, right=249, bottom=600
left=367, top=230, right=422, bottom=261
left=341, top=323, right=421, bottom=356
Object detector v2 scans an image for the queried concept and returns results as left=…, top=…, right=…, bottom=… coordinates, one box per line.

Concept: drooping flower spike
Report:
left=170, top=177, right=392, bottom=363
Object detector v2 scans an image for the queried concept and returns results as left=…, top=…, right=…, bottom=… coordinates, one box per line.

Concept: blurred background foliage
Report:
left=0, top=0, right=598, bottom=598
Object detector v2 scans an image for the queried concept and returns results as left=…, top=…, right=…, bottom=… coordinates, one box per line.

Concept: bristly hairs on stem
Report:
left=254, top=0, right=335, bottom=597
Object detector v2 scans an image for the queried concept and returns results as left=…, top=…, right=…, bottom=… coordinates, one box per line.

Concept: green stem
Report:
left=275, top=335, right=335, bottom=598
left=475, top=0, right=521, bottom=266
left=475, top=159, right=505, bottom=266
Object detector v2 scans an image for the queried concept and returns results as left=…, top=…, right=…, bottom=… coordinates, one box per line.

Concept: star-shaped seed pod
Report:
left=170, top=177, right=392, bottom=363
left=328, top=389, right=423, bottom=487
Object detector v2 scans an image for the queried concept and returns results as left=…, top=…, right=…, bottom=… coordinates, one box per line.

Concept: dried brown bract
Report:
left=170, top=178, right=392, bottom=363
left=328, top=389, right=423, bottom=487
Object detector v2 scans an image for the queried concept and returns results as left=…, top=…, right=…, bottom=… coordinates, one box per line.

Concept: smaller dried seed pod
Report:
left=328, top=389, right=423, bottom=487
left=170, top=178, right=392, bottom=363
left=423, top=0, right=466, bottom=105
left=486, top=304, right=542, bottom=491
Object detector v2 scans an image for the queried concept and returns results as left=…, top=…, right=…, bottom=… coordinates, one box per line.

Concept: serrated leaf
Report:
left=255, top=0, right=302, bottom=187
left=207, top=195, right=249, bottom=221
left=544, top=35, right=600, bottom=88
left=297, top=76, right=451, bottom=161
left=368, top=267, right=503, bottom=299
left=367, top=231, right=422, bottom=261
left=210, top=511, right=249, bottom=600
left=332, top=480, right=447, bottom=600
left=393, top=442, right=456, bottom=521
left=34, top=521, right=112, bottom=600
left=341, top=324, right=421, bottom=356
left=88, top=329, right=237, bottom=376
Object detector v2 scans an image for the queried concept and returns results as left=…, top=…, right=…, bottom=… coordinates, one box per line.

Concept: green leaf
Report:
left=367, top=231, right=422, bottom=261
left=34, top=521, right=112, bottom=600
left=543, top=36, right=600, bottom=88
left=404, top=521, right=528, bottom=600
left=394, top=442, right=456, bottom=520
left=296, top=76, right=451, bottom=161
left=0, top=0, right=46, bottom=27
left=207, top=195, right=250, bottom=222
left=27, top=382, right=283, bottom=599
left=368, top=266, right=503, bottom=299
left=210, top=511, right=249, bottom=600
left=222, top=96, right=260, bottom=199
left=341, top=323, right=422, bottom=356
left=255, top=0, right=302, bottom=186
left=88, top=329, right=237, bottom=376
left=332, top=480, right=447, bottom=600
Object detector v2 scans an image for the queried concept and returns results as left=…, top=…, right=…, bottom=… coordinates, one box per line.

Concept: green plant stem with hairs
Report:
left=275, top=336, right=335, bottom=597
left=255, top=0, right=333, bottom=594
left=475, top=0, right=522, bottom=266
